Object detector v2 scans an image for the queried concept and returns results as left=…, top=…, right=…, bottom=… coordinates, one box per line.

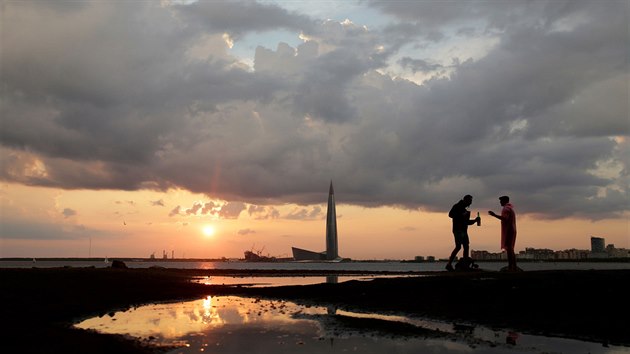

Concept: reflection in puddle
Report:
left=191, top=274, right=415, bottom=287
left=75, top=296, right=628, bottom=354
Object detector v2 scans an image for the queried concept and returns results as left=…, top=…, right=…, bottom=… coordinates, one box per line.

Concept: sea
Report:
left=2, top=259, right=629, bottom=272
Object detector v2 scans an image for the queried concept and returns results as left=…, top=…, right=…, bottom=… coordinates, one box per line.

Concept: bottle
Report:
left=477, top=212, right=481, bottom=226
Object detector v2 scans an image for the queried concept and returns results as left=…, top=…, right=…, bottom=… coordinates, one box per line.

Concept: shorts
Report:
left=453, top=230, right=470, bottom=247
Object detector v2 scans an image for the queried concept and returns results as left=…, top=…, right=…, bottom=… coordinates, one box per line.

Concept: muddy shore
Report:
left=1, top=267, right=628, bottom=353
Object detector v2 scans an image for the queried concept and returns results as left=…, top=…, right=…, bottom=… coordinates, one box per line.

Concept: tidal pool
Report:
left=191, top=274, right=416, bottom=287
left=75, top=295, right=629, bottom=354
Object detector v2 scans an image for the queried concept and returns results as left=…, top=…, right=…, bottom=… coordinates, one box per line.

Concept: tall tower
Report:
left=325, top=181, right=339, bottom=260
left=591, top=236, right=605, bottom=253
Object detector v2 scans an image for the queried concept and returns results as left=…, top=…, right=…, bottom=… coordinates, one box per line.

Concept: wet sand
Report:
left=1, top=267, right=628, bottom=353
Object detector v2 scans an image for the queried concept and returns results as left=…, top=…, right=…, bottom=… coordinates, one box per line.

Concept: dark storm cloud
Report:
left=174, top=0, right=316, bottom=39
left=0, top=1, right=627, bottom=220
left=1, top=1, right=282, bottom=166
left=369, top=0, right=595, bottom=32
left=398, top=57, right=445, bottom=73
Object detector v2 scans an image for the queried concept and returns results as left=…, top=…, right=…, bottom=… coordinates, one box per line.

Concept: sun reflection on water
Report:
left=75, top=296, right=630, bottom=354
left=75, top=296, right=324, bottom=341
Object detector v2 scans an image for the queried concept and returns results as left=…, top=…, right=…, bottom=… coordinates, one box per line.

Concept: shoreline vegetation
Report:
left=1, top=267, right=629, bottom=353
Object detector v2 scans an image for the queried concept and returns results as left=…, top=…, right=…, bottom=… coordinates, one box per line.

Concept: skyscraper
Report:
left=325, top=181, right=339, bottom=260
left=291, top=181, right=341, bottom=261
left=591, top=236, right=605, bottom=253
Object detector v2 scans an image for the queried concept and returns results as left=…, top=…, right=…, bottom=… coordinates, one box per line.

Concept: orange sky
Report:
left=1, top=182, right=627, bottom=259
left=2, top=2, right=628, bottom=260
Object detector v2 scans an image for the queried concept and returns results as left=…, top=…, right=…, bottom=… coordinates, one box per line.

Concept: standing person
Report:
left=489, top=196, right=518, bottom=271
left=446, top=195, right=480, bottom=271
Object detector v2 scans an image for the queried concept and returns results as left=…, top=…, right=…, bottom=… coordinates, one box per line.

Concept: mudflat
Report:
left=1, top=267, right=628, bottom=353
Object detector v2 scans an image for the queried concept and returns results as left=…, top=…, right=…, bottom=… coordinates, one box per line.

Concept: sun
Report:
left=202, top=225, right=215, bottom=237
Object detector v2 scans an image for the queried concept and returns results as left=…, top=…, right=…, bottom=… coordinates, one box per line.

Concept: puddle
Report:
left=75, top=296, right=629, bottom=354
left=191, top=274, right=416, bottom=287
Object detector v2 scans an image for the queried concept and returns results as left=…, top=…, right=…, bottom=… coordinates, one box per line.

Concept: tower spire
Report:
left=325, top=180, right=338, bottom=260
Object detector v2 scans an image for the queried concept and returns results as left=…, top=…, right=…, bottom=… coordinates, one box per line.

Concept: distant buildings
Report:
left=413, top=255, right=436, bottom=262
left=606, top=244, right=629, bottom=258
left=471, top=250, right=504, bottom=261
left=471, top=236, right=628, bottom=261
left=591, top=236, right=606, bottom=253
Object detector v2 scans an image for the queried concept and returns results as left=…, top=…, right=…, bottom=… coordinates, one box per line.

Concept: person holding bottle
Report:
left=446, top=195, right=481, bottom=271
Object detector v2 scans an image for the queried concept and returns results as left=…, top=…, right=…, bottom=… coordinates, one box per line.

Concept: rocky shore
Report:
left=1, top=267, right=628, bottom=353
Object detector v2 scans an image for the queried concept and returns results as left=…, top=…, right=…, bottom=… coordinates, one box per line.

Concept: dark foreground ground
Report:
left=1, top=267, right=628, bottom=353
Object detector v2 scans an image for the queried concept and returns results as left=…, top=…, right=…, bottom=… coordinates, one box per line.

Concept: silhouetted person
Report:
left=489, top=196, right=518, bottom=271
left=446, top=195, right=480, bottom=271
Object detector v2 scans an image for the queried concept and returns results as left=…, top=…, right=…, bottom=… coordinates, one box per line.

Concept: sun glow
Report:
left=202, top=225, right=215, bottom=237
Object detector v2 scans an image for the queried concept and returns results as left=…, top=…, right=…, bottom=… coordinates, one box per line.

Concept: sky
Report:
left=0, top=0, right=628, bottom=260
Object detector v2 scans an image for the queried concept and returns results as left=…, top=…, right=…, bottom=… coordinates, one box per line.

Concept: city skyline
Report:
left=1, top=1, right=628, bottom=259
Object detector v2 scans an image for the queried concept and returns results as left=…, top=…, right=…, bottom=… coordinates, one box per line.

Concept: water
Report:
left=2, top=259, right=629, bottom=272
left=21, top=259, right=625, bottom=353
left=192, top=274, right=414, bottom=287
left=75, top=295, right=630, bottom=354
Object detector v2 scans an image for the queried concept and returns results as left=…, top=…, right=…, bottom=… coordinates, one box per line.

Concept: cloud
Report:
left=398, top=57, right=445, bottom=74
left=238, top=229, right=256, bottom=236
left=168, top=206, right=182, bottom=217
left=248, top=205, right=280, bottom=220
left=202, top=202, right=217, bottom=214
left=174, top=0, right=316, bottom=39
left=169, top=201, right=243, bottom=219
left=285, top=206, right=323, bottom=220
left=180, top=201, right=218, bottom=216
left=0, top=220, right=97, bottom=240
left=217, top=202, right=246, bottom=219
left=150, top=199, right=165, bottom=207
left=61, top=208, right=77, bottom=218
left=0, top=1, right=627, bottom=220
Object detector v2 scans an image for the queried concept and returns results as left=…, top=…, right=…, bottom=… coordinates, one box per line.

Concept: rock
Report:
left=111, top=260, right=127, bottom=269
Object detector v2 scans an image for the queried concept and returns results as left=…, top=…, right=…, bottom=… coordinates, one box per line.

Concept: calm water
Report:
left=75, top=295, right=630, bottom=354
left=2, top=259, right=629, bottom=272
left=9, top=258, right=627, bottom=353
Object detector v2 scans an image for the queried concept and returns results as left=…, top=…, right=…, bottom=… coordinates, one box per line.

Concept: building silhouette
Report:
left=591, top=236, right=605, bottom=253
left=292, top=181, right=341, bottom=261
left=325, top=181, right=339, bottom=260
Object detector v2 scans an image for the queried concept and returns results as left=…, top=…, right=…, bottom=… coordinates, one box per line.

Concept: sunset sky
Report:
left=1, top=0, right=628, bottom=260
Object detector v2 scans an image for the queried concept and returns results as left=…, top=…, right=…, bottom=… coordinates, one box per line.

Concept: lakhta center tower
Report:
left=291, top=181, right=342, bottom=261
left=325, top=181, right=338, bottom=260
